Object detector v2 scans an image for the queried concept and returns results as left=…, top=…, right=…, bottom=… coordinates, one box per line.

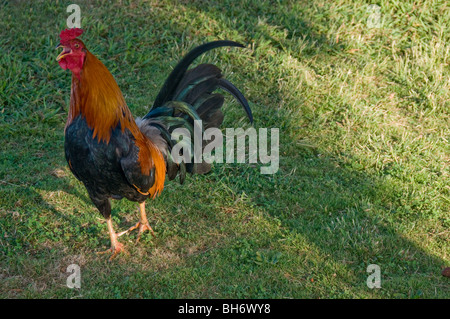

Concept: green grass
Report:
left=0, top=0, right=449, bottom=298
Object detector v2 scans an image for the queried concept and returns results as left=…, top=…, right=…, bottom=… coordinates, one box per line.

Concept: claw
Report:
left=136, top=221, right=155, bottom=242
left=118, top=202, right=155, bottom=243
left=97, top=241, right=126, bottom=261
left=117, top=222, right=140, bottom=237
left=118, top=221, right=155, bottom=242
left=99, top=216, right=126, bottom=261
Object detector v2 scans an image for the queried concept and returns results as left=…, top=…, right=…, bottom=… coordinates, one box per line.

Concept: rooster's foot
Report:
left=118, top=221, right=155, bottom=242
left=97, top=240, right=126, bottom=261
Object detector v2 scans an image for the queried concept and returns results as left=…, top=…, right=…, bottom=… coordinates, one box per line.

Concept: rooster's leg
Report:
left=135, top=201, right=155, bottom=242
left=97, top=216, right=125, bottom=261
left=118, top=202, right=155, bottom=242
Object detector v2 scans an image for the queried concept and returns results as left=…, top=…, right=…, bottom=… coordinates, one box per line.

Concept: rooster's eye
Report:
left=74, top=44, right=80, bottom=48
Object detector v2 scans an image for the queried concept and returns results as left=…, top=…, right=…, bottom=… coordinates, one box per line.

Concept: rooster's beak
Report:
left=56, top=43, right=71, bottom=61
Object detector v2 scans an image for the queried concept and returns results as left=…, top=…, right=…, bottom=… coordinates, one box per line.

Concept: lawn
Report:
left=0, top=0, right=448, bottom=298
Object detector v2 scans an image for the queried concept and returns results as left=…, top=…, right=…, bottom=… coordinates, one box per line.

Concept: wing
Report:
left=119, top=125, right=166, bottom=198
left=120, top=143, right=156, bottom=196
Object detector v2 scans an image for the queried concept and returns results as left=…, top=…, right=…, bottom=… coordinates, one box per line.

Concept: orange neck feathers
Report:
left=68, top=51, right=165, bottom=197
left=67, top=51, right=130, bottom=143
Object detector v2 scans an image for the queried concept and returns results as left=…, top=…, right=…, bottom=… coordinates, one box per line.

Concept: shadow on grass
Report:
left=1, top=0, right=447, bottom=298
left=170, top=0, right=448, bottom=298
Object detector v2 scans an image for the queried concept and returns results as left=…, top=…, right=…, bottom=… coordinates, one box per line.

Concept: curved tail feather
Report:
left=140, top=40, right=253, bottom=184
left=148, top=40, right=244, bottom=111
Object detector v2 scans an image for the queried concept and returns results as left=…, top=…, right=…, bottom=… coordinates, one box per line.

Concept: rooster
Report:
left=56, top=28, right=252, bottom=260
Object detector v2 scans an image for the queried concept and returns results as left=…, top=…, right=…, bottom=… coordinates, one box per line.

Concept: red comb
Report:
left=60, top=28, right=84, bottom=42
